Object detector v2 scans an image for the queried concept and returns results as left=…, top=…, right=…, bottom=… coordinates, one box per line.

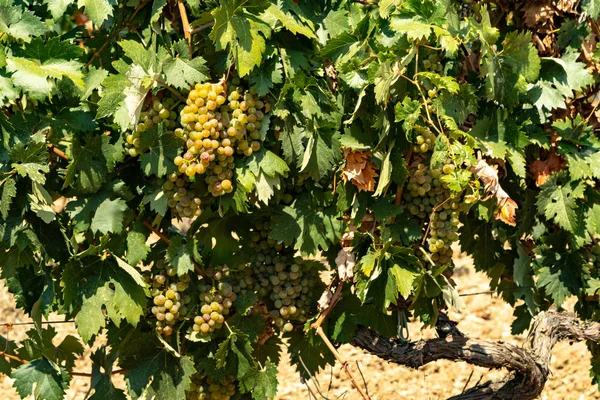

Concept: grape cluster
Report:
left=247, top=220, right=316, bottom=332
left=191, top=280, right=236, bottom=338
left=124, top=95, right=179, bottom=157
left=412, top=126, right=436, bottom=154
left=163, top=172, right=202, bottom=218
left=187, top=374, right=236, bottom=400
left=174, top=82, right=266, bottom=197
left=422, top=53, right=443, bottom=73
left=586, top=245, right=600, bottom=271
left=149, top=260, right=192, bottom=336
left=405, top=162, right=460, bottom=266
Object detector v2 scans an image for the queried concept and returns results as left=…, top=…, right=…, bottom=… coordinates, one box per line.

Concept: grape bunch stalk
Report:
left=124, top=94, right=179, bottom=157
left=148, top=260, right=192, bottom=336
left=173, top=81, right=267, bottom=198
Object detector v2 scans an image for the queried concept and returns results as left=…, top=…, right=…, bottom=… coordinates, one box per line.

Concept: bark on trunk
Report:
left=350, top=309, right=600, bottom=400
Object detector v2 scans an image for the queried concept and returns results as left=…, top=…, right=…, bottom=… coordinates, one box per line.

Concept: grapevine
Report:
left=0, top=1, right=600, bottom=400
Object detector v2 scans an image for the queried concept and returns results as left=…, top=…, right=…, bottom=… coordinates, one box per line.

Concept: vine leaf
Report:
left=87, top=348, right=126, bottom=400
left=210, top=0, right=271, bottom=76
left=139, top=123, right=182, bottom=178
left=11, top=358, right=70, bottom=400
left=166, top=236, right=196, bottom=276
left=10, top=141, right=50, bottom=184
left=62, top=258, right=148, bottom=342
left=536, top=172, right=584, bottom=233
left=0, top=0, right=48, bottom=42
left=77, top=0, right=115, bottom=25
left=270, top=194, right=344, bottom=256
left=0, top=177, right=16, bottom=218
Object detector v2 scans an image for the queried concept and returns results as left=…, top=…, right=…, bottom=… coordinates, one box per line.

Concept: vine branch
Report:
left=351, top=309, right=600, bottom=400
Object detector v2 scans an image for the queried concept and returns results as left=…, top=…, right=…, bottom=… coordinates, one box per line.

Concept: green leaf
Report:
left=247, top=360, right=278, bottom=400
left=582, top=0, right=600, bottom=18
left=123, top=345, right=195, bottom=400
left=300, top=129, right=341, bottom=180
left=287, top=329, right=334, bottom=378
left=62, top=258, right=147, bottom=342
left=163, top=42, right=208, bottom=89
left=139, top=124, right=182, bottom=178
left=126, top=221, right=150, bottom=266
left=88, top=348, right=126, bottom=400
left=6, top=56, right=84, bottom=99
left=64, top=134, right=123, bottom=193
left=90, top=198, right=128, bottom=235
left=10, top=141, right=50, bottom=184
left=536, top=172, right=585, bottom=233
left=459, top=215, right=502, bottom=270
left=270, top=194, right=344, bottom=256
left=373, top=61, right=399, bottom=106
left=0, top=178, right=16, bottom=219
left=11, top=359, right=70, bottom=400
left=394, top=97, right=421, bottom=134
left=535, top=249, right=584, bottom=307
left=78, top=0, right=115, bottom=25
left=210, top=0, right=272, bottom=76
left=261, top=2, right=315, bottom=38
left=0, top=0, right=48, bottom=42
left=165, top=236, right=196, bottom=276
left=45, top=0, right=74, bottom=19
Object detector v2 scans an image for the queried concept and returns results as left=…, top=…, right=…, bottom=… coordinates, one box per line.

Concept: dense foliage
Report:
left=1, top=0, right=600, bottom=398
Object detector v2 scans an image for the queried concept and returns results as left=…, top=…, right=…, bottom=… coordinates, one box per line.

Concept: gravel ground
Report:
left=0, top=254, right=598, bottom=399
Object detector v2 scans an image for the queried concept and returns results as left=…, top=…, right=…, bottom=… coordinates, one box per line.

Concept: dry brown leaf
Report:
left=335, top=248, right=355, bottom=282
left=471, top=159, right=518, bottom=227
left=317, top=290, right=333, bottom=312
left=522, top=1, right=556, bottom=27
left=555, top=0, right=578, bottom=13
left=529, top=152, right=565, bottom=186
left=495, top=198, right=519, bottom=226
left=342, top=149, right=379, bottom=192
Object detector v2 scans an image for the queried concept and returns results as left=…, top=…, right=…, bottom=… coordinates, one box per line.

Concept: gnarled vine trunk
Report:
left=351, top=310, right=600, bottom=399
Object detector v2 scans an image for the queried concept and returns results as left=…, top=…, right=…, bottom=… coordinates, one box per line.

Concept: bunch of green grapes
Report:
left=124, top=95, right=179, bottom=157
left=149, top=260, right=192, bottom=336
left=174, top=82, right=267, bottom=197
left=405, top=162, right=460, bottom=266
left=586, top=244, right=600, bottom=271
left=268, top=174, right=307, bottom=205
left=186, top=374, right=236, bottom=400
left=412, top=126, right=436, bottom=154
left=163, top=172, right=202, bottom=218
left=422, top=53, right=443, bottom=73
left=247, top=220, right=317, bottom=332
left=191, top=281, right=236, bottom=338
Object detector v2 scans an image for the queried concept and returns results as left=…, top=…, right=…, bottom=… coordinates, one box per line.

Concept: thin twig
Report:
left=143, top=220, right=171, bottom=245
left=394, top=149, right=413, bottom=205
left=47, top=144, right=69, bottom=161
left=192, top=22, right=215, bottom=34
left=462, top=370, right=474, bottom=393
left=0, top=320, right=75, bottom=327
left=155, top=78, right=187, bottom=102
left=177, top=0, right=193, bottom=55
left=84, top=0, right=148, bottom=68
left=314, top=327, right=372, bottom=400
left=355, top=361, right=370, bottom=398
left=311, top=284, right=344, bottom=330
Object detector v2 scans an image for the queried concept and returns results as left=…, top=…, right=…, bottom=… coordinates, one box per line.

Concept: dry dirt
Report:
left=0, top=254, right=598, bottom=400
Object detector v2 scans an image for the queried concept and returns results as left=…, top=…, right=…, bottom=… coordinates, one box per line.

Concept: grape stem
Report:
left=311, top=284, right=372, bottom=399
left=177, top=0, right=193, bottom=55
left=47, top=144, right=69, bottom=161
left=421, top=196, right=451, bottom=246
left=314, top=326, right=372, bottom=400
left=154, top=78, right=188, bottom=103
